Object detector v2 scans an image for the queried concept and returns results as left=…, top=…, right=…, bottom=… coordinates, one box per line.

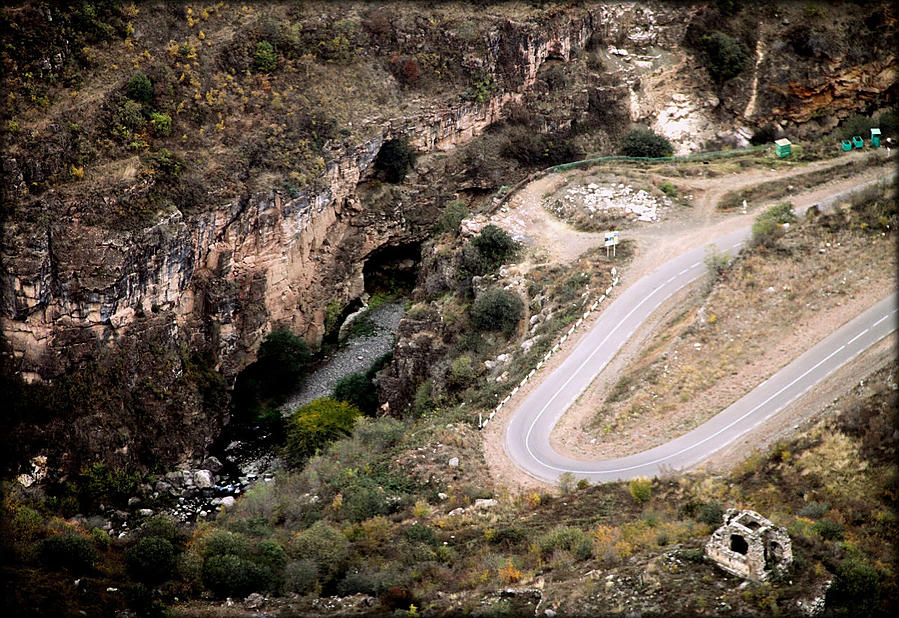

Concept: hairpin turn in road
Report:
left=504, top=225, right=897, bottom=483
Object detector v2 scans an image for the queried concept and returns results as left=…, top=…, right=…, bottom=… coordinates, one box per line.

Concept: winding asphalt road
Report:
left=505, top=218, right=897, bottom=484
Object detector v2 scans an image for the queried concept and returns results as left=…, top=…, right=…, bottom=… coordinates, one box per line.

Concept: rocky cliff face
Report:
left=0, top=9, right=598, bottom=472
left=1, top=2, right=894, bottom=474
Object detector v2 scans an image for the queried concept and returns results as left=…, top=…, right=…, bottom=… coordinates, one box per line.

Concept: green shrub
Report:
left=876, top=108, right=898, bottom=136
left=660, top=181, right=678, bottom=197
left=696, top=501, right=725, bottom=525
left=472, top=224, right=517, bottom=269
left=148, top=112, right=171, bottom=137
left=436, top=200, right=469, bottom=235
left=698, top=31, right=749, bottom=82
left=284, top=559, right=319, bottom=594
left=254, top=40, right=277, bottom=72
left=704, top=246, right=731, bottom=282
left=90, top=527, right=111, bottom=550
left=557, top=471, right=576, bottom=494
left=403, top=522, right=439, bottom=546
left=464, top=70, right=498, bottom=103
left=502, top=126, right=583, bottom=166
left=153, top=148, right=183, bottom=176
left=257, top=329, right=312, bottom=398
left=285, top=398, right=361, bottom=466
left=751, top=202, right=795, bottom=247
left=126, top=71, right=153, bottom=103
left=447, top=355, right=475, bottom=390
left=117, top=99, right=146, bottom=133
left=375, top=138, right=416, bottom=183
left=619, top=128, right=674, bottom=158
left=839, top=114, right=875, bottom=141
left=10, top=506, right=43, bottom=545
left=254, top=539, right=287, bottom=592
left=355, top=417, right=406, bottom=450
left=202, top=554, right=268, bottom=598
left=812, top=518, right=844, bottom=541
left=411, top=379, right=435, bottom=418
left=341, top=480, right=390, bottom=522
left=39, top=533, right=98, bottom=574
left=138, top=514, right=180, bottom=544
left=628, top=478, right=652, bottom=504
left=200, top=529, right=249, bottom=558
left=126, top=536, right=176, bottom=584
left=337, top=568, right=399, bottom=596
left=825, top=558, right=881, bottom=615
left=291, top=520, right=350, bottom=582
left=536, top=525, right=593, bottom=560
left=333, top=372, right=377, bottom=415
left=797, top=501, right=830, bottom=519
left=80, top=463, right=139, bottom=509
left=471, top=288, right=524, bottom=334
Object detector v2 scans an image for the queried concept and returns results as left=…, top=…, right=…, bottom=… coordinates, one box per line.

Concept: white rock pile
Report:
left=549, top=182, right=671, bottom=223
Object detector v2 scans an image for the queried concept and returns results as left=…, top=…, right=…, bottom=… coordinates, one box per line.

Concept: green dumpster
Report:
left=852, top=135, right=864, bottom=149
left=841, top=139, right=853, bottom=151
left=871, top=128, right=881, bottom=148
left=774, top=138, right=792, bottom=158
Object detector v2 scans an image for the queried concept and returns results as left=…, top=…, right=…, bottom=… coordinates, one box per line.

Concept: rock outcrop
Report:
left=0, top=10, right=599, bottom=473
left=1, top=2, right=895, bottom=474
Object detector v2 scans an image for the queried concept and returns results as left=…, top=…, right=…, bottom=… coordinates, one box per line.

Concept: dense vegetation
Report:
left=2, top=1, right=897, bottom=616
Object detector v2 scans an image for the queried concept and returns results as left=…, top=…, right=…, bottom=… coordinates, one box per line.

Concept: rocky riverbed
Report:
left=69, top=302, right=408, bottom=536
left=280, top=302, right=406, bottom=413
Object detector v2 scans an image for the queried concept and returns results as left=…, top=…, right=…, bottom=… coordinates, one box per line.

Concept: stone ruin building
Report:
left=705, top=509, right=792, bottom=581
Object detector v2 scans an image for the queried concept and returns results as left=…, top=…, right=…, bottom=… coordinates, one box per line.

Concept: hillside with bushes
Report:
left=1, top=2, right=896, bottom=616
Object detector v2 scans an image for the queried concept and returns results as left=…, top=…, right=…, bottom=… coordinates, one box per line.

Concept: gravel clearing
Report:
left=280, top=302, right=405, bottom=413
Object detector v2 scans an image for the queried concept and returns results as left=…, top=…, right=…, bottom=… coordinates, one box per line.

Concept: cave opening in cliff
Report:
left=363, top=242, right=422, bottom=297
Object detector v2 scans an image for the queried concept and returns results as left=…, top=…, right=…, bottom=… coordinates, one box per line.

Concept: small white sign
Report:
left=604, top=231, right=620, bottom=247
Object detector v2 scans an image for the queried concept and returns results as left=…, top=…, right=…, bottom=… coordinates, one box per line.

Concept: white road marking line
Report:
left=847, top=328, right=869, bottom=345
left=873, top=312, right=895, bottom=327
left=534, top=343, right=852, bottom=475
left=508, top=219, right=894, bottom=479
left=525, top=295, right=898, bottom=477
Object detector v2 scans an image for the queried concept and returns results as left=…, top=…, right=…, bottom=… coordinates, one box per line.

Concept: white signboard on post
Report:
left=604, top=231, right=619, bottom=257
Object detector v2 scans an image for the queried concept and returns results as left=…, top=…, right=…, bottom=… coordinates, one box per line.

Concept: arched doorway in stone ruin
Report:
left=730, top=534, right=749, bottom=555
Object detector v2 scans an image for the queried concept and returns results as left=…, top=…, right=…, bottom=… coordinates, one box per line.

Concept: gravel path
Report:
left=280, top=302, right=405, bottom=413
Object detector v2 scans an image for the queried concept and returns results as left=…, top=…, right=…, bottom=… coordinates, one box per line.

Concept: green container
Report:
left=841, top=140, right=853, bottom=151
left=852, top=135, right=864, bottom=149
left=774, top=138, right=792, bottom=158
left=871, top=128, right=881, bottom=147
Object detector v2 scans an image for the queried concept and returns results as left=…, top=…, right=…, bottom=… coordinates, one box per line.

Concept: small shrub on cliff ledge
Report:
left=472, top=224, right=518, bottom=268
left=698, top=31, right=749, bottom=83
left=148, top=112, right=171, bottom=137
